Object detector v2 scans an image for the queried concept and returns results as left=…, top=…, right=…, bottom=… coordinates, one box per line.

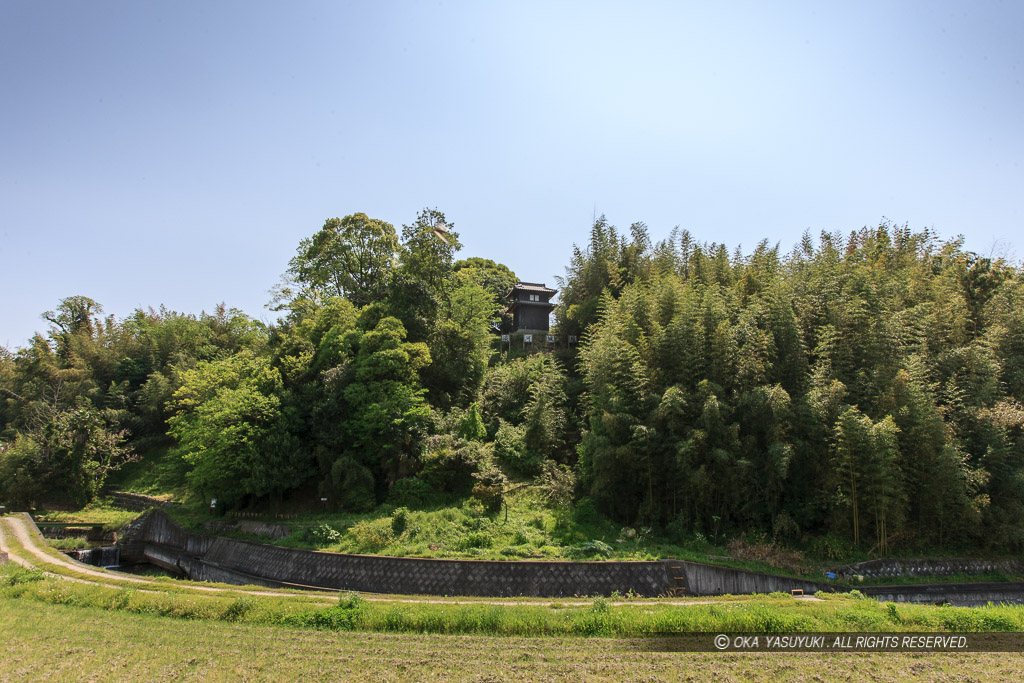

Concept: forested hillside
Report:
left=2, top=212, right=1022, bottom=555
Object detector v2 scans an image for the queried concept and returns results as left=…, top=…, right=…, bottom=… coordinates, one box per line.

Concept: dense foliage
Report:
left=566, top=220, right=1024, bottom=551
left=2, top=213, right=1022, bottom=555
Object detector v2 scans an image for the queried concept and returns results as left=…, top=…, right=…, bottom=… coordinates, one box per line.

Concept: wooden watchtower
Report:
left=504, top=282, right=557, bottom=333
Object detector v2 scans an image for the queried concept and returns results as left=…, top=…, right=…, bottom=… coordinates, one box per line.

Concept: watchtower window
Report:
left=529, top=294, right=539, bottom=301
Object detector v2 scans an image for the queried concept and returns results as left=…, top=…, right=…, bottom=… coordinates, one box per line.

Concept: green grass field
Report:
left=2, top=598, right=1023, bottom=681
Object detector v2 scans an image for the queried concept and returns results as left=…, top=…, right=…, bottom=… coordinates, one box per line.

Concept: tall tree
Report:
left=281, top=213, right=399, bottom=309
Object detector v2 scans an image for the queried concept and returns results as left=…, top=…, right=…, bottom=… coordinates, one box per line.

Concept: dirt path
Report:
left=1, top=514, right=337, bottom=600
left=1, top=514, right=824, bottom=606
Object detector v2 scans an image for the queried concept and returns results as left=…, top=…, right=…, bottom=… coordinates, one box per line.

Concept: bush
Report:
left=349, top=518, right=394, bottom=551
left=387, top=477, right=434, bottom=508
left=1, top=566, right=45, bottom=586
left=573, top=497, right=601, bottom=527
left=391, top=507, right=409, bottom=537
left=221, top=597, right=256, bottom=622
left=807, top=533, right=852, bottom=560
left=726, top=536, right=806, bottom=573
left=457, top=532, right=492, bottom=550
left=567, top=540, right=613, bottom=559
left=302, top=523, right=342, bottom=546
left=772, top=512, right=800, bottom=541
left=49, top=537, right=90, bottom=550
left=418, top=435, right=486, bottom=495
left=665, top=512, right=691, bottom=544
left=494, top=421, right=541, bottom=473
left=338, top=591, right=363, bottom=609
left=471, top=483, right=502, bottom=513
left=108, top=587, right=135, bottom=610
left=469, top=465, right=506, bottom=514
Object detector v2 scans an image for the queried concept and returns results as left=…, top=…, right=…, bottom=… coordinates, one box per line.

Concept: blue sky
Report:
left=2, top=1, right=1021, bottom=348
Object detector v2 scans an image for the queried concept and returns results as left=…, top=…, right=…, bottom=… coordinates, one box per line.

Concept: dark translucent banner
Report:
left=632, top=633, right=1024, bottom=652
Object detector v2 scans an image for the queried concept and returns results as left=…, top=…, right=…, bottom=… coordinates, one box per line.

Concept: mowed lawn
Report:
left=2, top=600, right=1022, bottom=682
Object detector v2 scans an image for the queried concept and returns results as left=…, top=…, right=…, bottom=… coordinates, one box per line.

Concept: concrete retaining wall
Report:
left=122, top=510, right=841, bottom=598
left=863, top=582, right=1024, bottom=607
left=835, top=557, right=1024, bottom=579
left=678, top=560, right=831, bottom=596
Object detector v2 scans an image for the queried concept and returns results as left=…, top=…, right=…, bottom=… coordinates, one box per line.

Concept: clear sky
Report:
left=2, top=1, right=1021, bottom=349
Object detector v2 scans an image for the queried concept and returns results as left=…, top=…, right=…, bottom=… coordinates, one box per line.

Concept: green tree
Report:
left=398, top=208, right=462, bottom=299
left=317, top=317, right=432, bottom=507
left=282, top=213, right=399, bottom=309
left=420, top=278, right=497, bottom=408
left=453, top=257, right=518, bottom=305
left=169, top=351, right=304, bottom=507
left=0, top=406, right=133, bottom=508
left=832, top=407, right=905, bottom=551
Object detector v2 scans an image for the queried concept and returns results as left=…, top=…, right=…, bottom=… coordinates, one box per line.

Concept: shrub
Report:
left=418, top=435, right=486, bottom=495
left=221, top=597, right=256, bottom=622
left=391, top=507, right=409, bottom=537
left=665, top=512, right=690, bottom=544
left=349, top=518, right=394, bottom=551
left=493, top=421, right=538, bottom=472
left=772, top=512, right=800, bottom=541
left=456, top=403, right=487, bottom=442
left=338, top=591, right=363, bottom=609
left=300, top=605, right=362, bottom=630
left=49, top=537, right=90, bottom=550
left=726, top=536, right=806, bottom=573
left=808, top=533, right=852, bottom=560
left=567, top=540, right=613, bottom=559
left=1, top=566, right=45, bottom=586
left=458, top=533, right=492, bottom=550
left=886, top=602, right=902, bottom=623
left=302, top=523, right=342, bottom=546
left=573, top=497, right=601, bottom=527
left=387, top=477, right=434, bottom=508
left=471, top=483, right=502, bottom=513
left=108, top=587, right=135, bottom=610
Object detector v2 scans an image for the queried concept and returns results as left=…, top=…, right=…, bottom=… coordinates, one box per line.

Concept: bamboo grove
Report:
left=565, top=219, right=1024, bottom=553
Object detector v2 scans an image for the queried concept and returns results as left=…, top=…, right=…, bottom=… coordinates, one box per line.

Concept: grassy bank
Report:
left=2, top=598, right=1023, bottom=681
left=3, top=563, right=1024, bottom=637
left=32, top=499, right=141, bottom=530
